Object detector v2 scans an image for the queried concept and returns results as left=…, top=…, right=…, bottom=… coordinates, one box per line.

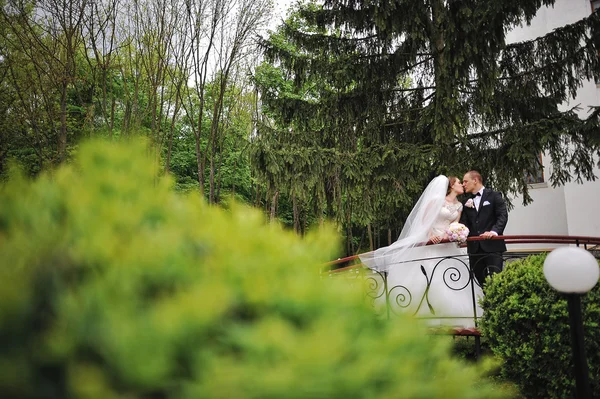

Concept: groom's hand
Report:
left=480, top=231, right=498, bottom=239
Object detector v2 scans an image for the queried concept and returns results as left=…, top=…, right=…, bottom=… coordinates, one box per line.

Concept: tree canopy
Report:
left=253, top=0, right=600, bottom=253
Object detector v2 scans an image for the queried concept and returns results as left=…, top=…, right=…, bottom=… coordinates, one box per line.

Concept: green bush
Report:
left=0, top=138, right=511, bottom=398
left=480, top=253, right=600, bottom=398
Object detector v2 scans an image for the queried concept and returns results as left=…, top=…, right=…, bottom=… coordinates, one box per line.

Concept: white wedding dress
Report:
left=359, top=176, right=483, bottom=328
left=384, top=201, right=483, bottom=327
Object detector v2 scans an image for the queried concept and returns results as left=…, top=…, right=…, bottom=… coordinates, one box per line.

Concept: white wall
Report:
left=503, top=0, right=600, bottom=243
left=562, top=170, right=600, bottom=236
left=503, top=181, right=568, bottom=236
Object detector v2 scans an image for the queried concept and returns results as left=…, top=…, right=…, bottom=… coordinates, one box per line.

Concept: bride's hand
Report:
left=429, top=234, right=442, bottom=244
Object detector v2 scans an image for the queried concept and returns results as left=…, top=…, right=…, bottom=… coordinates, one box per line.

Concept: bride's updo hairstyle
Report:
left=446, top=176, right=459, bottom=195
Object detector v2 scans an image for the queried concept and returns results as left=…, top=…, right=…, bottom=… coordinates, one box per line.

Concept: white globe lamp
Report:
left=543, top=246, right=599, bottom=293
left=543, top=246, right=599, bottom=399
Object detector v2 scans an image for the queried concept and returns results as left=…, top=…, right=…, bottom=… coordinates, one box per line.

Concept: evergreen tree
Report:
left=254, top=0, right=600, bottom=253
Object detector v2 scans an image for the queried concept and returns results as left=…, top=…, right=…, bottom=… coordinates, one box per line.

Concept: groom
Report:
left=460, top=170, right=509, bottom=286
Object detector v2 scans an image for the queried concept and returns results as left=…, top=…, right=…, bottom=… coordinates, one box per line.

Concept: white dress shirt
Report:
left=475, top=187, right=499, bottom=236
left=474, top=187, right=485, bottom=210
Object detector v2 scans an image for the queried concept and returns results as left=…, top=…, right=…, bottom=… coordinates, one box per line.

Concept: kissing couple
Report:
left=359, top=171, right=508, bottom=327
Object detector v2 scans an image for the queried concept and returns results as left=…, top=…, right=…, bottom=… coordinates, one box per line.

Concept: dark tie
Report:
left=474, top=192, right=481, bottom=197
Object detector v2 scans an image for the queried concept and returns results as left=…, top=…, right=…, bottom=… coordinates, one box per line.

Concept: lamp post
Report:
left=543, top=246, right=599, bottom=399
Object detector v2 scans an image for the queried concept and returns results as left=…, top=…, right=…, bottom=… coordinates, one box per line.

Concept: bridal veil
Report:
left=359, top=175, right=448, bottom=271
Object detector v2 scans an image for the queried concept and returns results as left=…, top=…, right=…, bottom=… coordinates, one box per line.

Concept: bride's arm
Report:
left=426, top=206, right=441, bottom=243
left=427, top=203, right=447, bottom=244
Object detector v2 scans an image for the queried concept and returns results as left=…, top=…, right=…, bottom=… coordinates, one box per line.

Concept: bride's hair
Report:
left=446, top=176, right=459, bottom=195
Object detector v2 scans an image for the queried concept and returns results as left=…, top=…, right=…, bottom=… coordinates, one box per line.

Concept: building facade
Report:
left=503, top=0, right=600, bottom=243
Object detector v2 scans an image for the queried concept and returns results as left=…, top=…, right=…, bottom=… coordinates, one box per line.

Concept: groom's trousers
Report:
left=469, top=250, right=504, bottom=287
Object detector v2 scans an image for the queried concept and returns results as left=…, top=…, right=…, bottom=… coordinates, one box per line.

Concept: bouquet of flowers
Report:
left=446, top=222, right=469, bottom=244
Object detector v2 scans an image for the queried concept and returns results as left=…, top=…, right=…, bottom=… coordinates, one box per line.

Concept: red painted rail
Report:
left=325, top=235, right=600, bottom=272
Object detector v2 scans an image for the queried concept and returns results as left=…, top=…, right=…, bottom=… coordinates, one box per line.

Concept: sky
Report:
left=271, top=0, right=295, bottom=28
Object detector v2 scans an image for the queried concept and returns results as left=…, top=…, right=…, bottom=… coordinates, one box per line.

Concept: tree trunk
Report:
left=58, top=82, right=68, bottom=162
left=430, top=0, right=450, bottom=143
left=367, top=223, right=373, bottom=251
left=165, top=82, right=182, bottom=174
left=209, top=90, right=218, bottom=203
left=209, top=144, right=215, bottom=203
left=253, top=181, right=260, bottom=207
left=270, top=190, right=279, bottom=222
left=318, top=197, right=325, bottom=227
left=102, top=68, right=109, bottom=129
left=123, top=99, right=131, bottom=133
left=346, top=203, right=353, bottom=255
left=110, top=96, right=116, bottom=135
left=231, top=159, right=237, bottom=198
left=302, top=205, right=307, bottom=236
left=209, top=69, right=231, bottom=203
left=196, top=138, right=205, bottom=195
left=293, top=195, right=299, bottom=233
left=195, top=90, right=207, bottom=197
left=216, top=151, right=222, bottom=203
left=131, top=72, right=140, bottom=134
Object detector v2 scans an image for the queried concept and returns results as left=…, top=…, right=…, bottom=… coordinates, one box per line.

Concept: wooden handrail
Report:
left=325, top=234, right=600, bottom=271
left=324, top=254, right=360, bottom=266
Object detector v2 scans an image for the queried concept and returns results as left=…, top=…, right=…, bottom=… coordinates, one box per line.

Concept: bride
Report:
left=359, top=175, right=483, bottom=328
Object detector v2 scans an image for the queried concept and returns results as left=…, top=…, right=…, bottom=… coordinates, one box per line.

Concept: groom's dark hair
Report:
left=467, top=170, right=482, bottom=183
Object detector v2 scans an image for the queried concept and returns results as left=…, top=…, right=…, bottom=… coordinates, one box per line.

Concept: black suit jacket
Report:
left=459, top=188, right=508, bottom=254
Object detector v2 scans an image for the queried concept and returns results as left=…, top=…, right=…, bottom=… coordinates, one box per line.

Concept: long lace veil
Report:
left=359, top=175, right=449, bottom=271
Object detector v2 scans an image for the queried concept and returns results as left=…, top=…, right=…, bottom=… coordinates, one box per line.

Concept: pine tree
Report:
left=254, top=0, right=600, bottom=253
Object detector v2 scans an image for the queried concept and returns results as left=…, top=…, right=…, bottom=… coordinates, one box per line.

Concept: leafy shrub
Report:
left=0, top=138, right=511, bottom=398
left=480, top=253, right=600, bottom=398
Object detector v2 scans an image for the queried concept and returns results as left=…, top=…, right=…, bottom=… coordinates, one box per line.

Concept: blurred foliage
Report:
left=451, top=336, right=490, bottom=362
left=0, top=138, right=512, bottom=398
left=480, top=254, right=600, bottom=398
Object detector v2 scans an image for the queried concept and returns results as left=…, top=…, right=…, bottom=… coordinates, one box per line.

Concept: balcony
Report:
left=325, top=235, right=600, bottom=357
